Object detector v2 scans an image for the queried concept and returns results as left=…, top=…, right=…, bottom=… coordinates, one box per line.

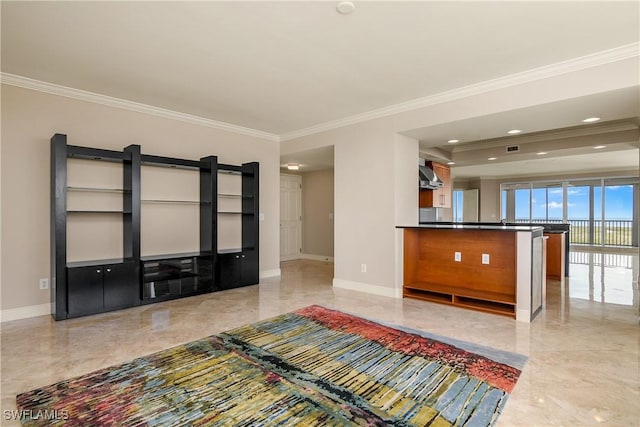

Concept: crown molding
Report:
left=280, top=42, right=640, bottom=141
left=3, top=42, right=638, bottom=144
left=0, top=73, right=280, bottom=142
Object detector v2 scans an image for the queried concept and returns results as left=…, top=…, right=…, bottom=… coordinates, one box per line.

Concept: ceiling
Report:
left=409, top=87, right=640, bottom=178
left=2, top=1, right=639, bottom=177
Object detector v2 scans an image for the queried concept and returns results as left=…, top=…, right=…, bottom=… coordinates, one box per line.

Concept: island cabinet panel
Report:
left=403, top=228, right=517, bottom=317
left=544, top=231, right=566, bottom=280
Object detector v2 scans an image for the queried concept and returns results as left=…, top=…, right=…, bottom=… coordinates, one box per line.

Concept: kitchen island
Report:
left=398, top=224, right=545, bottom=322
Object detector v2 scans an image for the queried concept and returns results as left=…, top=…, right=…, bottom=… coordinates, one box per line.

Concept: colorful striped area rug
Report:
left=17, top=305, right=526, bottom=426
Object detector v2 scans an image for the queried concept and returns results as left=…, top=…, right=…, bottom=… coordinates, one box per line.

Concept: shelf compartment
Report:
left=143, top=271, right=199, bottom=283
left=67, top=185, right=124, bottom=212
left=404, top=282, right=515, bottom=305
left=403, top=282, right=516, bottom=318
left=403, top=288, right=453, bottom=304
left=453, top=296, right=516, bottom=317
left=141, top=255, right=214, bottom=301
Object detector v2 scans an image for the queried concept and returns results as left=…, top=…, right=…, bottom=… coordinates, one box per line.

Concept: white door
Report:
left=280, top=174, right=302, bottom=261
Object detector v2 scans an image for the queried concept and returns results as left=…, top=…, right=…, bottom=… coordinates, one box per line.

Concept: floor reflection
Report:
left=567, top=248, right=639, bottom=307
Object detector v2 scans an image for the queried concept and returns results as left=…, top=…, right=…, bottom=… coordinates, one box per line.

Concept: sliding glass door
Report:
left=531, top=184, right=563, bottom=222
left=603, top=178, right=636, bottom=246
left=500, top=176, right=638, bottom=247
left=566, top=184, right=593, bottom=245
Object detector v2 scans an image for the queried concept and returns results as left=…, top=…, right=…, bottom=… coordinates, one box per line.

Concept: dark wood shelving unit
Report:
left=51, top=134, right=140, bottom=320
left=51, top=134, right=259, bottom=320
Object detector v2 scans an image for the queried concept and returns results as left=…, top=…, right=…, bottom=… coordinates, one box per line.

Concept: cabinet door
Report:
left=435, top=165, right=452, bottom=208
left=67, top=266, right=104, bottom=317
left=419, top=189, right=435, bottom=208
left=103, top=262, right=139, bottom=311
left=195, top=257, right=214, bottom=292
left=240, top=250, right=259, bottom=286
left=217, top=252, right=241, bottom=289
left=428, top=162, right=451, bottom=208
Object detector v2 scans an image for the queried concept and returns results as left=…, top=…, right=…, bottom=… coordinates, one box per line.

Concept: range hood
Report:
left=419, top=165, right=444, bottom=189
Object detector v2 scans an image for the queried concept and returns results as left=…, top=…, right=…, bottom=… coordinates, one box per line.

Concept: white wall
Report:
left=1, top=85, right=280, bottom=315
left=332, top=121, right=401, bottom=295
left=301, top=169, right=334, bottom=258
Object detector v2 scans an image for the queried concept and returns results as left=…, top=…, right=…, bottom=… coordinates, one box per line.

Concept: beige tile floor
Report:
left=1, top=249, right=639, bottom=426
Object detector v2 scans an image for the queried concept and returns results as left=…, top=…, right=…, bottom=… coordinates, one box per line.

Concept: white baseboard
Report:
left=260, top=268, right=281, bottom=279
left=1, top=303, right=51, bottom=322
left=301, top=254, right=334, bottom=262
left=333, top=279, right=402, bottom=299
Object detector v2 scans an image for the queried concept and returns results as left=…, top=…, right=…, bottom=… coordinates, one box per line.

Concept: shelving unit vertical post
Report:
left=123, top=145, right=141, bottom=261
left=200, top=155, right=218, bottom=289
left=51, top=134, right=68, bottom=320
left=242, top=162, right=259, bottom=285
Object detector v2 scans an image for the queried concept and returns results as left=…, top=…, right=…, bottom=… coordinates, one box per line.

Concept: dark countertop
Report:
left=398, top=224, right=544, bottom=232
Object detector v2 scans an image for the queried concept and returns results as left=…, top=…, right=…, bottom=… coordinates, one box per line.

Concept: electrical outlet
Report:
left=39, top=278, right=49, bottom=290
left=454, top=252, right=462, bottom=262
left=361, top=263, right=367, bottom=273
left=482, top=254, right=490, bottom=264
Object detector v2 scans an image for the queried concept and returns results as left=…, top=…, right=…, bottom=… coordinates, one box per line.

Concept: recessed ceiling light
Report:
left=536, top=152, right=548, bottom=155
left=447, top=139, right=459, bottom=144
left=336, top=1, right=355, bottom=14
left=593, top=145, right=606, bottom=149
left=287, top=163, right=300, bottom=170
left=507, top=129, right=522, bottom=135
left=582, top=117, right=600, bottom=123
left=488, top=157, right=497, bottom=161
left=447, top=161, right=455, bottom=165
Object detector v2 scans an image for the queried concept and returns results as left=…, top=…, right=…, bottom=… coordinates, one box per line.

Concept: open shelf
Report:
left=404, top=282, right=515, bottom=318
left=67, top=210, right=131, bottom=214
left=453, top=296, right=516, bottom=316
left=218, top=193, right=254, bottom=198
left=141, top=253, right=213, bottom=302
left=67, top=186, right=126, bottom=193
left=141, top=199, right=201, bottom=204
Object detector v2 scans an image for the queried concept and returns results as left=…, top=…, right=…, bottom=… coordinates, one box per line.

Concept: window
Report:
left=500, top=177, right=638, bottom=247
left=452, top=190, right=464, bottom=222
